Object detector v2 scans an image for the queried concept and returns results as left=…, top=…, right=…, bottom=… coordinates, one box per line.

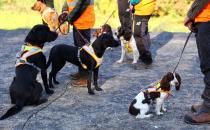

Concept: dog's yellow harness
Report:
left=120, top=38, right=133, bottom=53
left=15, top=43, right=42, bottom=69
left=146, top=81, right=171, bottom=95
left=77, top=45, right=103, bottom=69
left=124, top=42, right=133, bottom=53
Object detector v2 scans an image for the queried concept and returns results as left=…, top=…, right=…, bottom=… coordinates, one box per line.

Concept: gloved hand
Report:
left=58, top=12, right=68, bottom=24
left=129, top=5, right=135, bottom=13
left=184, top=16, right=197, bottom=33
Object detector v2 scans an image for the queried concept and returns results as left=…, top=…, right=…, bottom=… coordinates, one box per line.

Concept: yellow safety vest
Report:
left=134, top=0, right=156, bottom=15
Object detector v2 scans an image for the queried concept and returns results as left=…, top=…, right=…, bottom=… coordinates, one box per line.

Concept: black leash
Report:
left=172, top=31, right=193, bottom=73
left=73, top=25, right=91, bottom=45
left=103, top=10, right=115, bottom=25
left=21, top=81, right=70, bottom=130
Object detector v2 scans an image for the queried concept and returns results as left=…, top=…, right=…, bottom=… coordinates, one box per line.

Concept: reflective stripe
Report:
left=67, top=0, right=94, bottom=7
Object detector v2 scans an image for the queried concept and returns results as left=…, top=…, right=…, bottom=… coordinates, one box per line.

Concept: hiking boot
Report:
left=71, top=78, right=87, bottom=87
left=191, top=104, right=204, bottom=113
left=70, top=72, right=80, bottom=80
left=184, top=112, right=210, bottom=125
left=140, top=52, right=153, bottom=65
left=184, top=105, right=210, bottom=125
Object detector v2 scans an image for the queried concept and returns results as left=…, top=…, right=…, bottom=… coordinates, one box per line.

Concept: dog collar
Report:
left=121, top=39, right=132, bottom=53
left=77, top=45, right=103, bottom=69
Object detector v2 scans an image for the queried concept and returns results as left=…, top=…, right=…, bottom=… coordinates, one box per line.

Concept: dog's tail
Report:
left=0, top=101, right=23, bottom=120
left=129, top=99, right=139, bottom=116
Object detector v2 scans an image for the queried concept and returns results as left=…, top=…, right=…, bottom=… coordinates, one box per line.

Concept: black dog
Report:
left=47, top=26, right=120, bottom=94
left=0, top=25, right=58, bottom=120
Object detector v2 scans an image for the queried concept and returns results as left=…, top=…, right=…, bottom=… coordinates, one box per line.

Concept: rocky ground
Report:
left=0, top=29, right=210, bottom=130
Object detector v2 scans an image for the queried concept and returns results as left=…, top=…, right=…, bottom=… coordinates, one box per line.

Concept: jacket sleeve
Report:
left=67, top=0, right=90, bottom=24
left=187, top=0, right=210, bottom=19
left=130, top=0, right=140, bottom=6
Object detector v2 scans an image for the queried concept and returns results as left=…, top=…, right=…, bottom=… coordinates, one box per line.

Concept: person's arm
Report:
left=187, top=0, right=210, bottom=20
left=184, top=0, right=210, bottom=31
left=67, top=0, right=90, bottom=24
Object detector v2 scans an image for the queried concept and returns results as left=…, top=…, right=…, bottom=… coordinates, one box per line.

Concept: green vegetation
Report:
left=0, top=0, right=191, bottom=32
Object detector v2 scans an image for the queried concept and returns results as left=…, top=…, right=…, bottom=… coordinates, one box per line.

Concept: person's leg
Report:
left=117, top=0, right=132, bottom=41
left=71, top=27, right=91, bottom=87
left=185, top=21, right=210, bottom=124
left=133, top=15, right=152, bottom=64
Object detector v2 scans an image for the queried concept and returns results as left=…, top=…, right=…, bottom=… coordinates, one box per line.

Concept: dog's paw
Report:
left=49, top=84, right=54, bottom=88
left=54, top=81, right=60, bottom=85
left=46, top=89, right=54, bottom=95
left=117, top=59, right=123, bottom=63
left=95, top=87, right=103, bottom=91
left=136, top=114, right=153, bottom=119
left=88, top=90, right=95, bottom=95
left=156, top=112, right=164, bottom=115
left=161, top=107, right=167, bottom=112
left=35, top=98, right=48, bottom=106
left=132, top=61, right=137, bottom=64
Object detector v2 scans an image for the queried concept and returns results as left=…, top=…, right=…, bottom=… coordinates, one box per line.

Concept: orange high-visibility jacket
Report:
left=195, top=2, right=210, bottom=23
left=67, top=0, right=95, bottom=29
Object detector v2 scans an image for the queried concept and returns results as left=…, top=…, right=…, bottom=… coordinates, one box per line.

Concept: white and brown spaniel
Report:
left=129, top=72, right=181, bottom=119
left=115, top=27, right=139, bottom=64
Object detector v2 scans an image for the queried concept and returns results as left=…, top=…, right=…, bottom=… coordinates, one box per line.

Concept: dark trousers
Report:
left=73, top=27, right=91, bottom=77
left=133, top=15, right=151, bottom=56
left=117, top=0, right=132, bottom=41
left=196, top=21, right=210, bottom=107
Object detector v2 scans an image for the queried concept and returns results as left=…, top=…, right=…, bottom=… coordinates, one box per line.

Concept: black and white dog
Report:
left=0, top=25, right=58, bottom=120
left=116, top=27, right=139, bottom=64
left=129, top=72, right=181, bottom=118
left=47, top=24, right=120, bottom=95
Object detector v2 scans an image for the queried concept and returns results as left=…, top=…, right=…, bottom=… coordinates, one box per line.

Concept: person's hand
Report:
left=184, top=16, right=197, bottom=32
left=58, top=12, right=68, bottom=24
left=129, top=5, right=135, bottom=13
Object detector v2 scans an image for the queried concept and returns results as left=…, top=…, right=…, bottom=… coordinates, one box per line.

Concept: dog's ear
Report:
left=25, top=24, right=58, bottom=45
left=175, top=73, right=181, bottom=90
left=102, top=24, right=113, bottom=36
left=160, top=72, right=174, bottom=88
